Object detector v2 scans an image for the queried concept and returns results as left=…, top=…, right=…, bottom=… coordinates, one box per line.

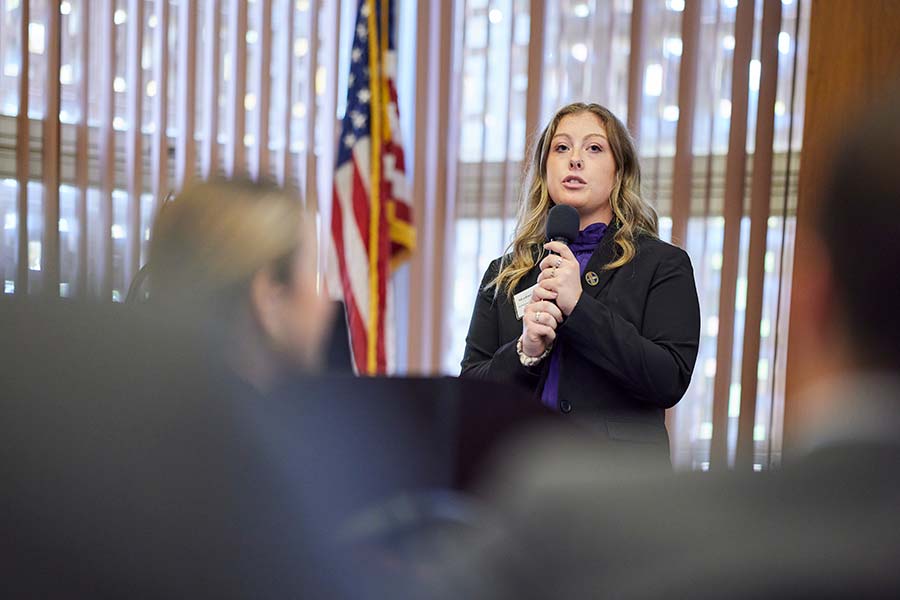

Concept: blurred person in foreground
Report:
left=0, top=179, right=377, bottom=597
left=460, top=102, right=700, bottom=466
left=441, top=94, right=900, bottom=598
left=148, top=178, right=335, bottom=390
left=145, top=178, right=470, bottom=595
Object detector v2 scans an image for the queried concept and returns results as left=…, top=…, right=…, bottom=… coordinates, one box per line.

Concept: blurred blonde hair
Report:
left=491, top=102, right=658, bottom=299
left=148, top=178, right=311, bottom=306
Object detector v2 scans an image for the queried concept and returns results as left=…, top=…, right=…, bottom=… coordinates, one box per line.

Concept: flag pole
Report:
left=366, top=0, right=383, bottom=375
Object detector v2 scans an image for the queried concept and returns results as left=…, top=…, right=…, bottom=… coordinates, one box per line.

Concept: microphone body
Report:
left=540, top=204, right=580, bottom=314
left=546, top=204, right=580, bottom=251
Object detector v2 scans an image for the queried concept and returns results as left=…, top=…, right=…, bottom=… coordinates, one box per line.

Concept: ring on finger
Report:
left=555, top=257, right=563, bottom=268
left=535, top=311, right=542, bottom=324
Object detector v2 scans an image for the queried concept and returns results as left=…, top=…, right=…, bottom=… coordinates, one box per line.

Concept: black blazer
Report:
left=460, top=222, right=700, bottom=457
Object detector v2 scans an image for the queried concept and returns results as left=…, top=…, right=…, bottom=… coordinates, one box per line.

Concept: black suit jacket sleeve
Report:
left=559, top=247, right=699, bottom=409
left=460, top=259, right=542, bottom=388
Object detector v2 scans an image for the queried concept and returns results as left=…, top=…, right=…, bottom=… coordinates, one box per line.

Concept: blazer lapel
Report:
left=580, top=220, right=620, bottom=299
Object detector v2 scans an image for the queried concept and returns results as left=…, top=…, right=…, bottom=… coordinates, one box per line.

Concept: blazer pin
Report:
left=585, top=271, right=599, bottom=286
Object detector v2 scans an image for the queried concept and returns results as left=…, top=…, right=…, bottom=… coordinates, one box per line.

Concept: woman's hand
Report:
left=538, top=241, right=582, bottom=316
left=520, top=290, right=564, bottom=358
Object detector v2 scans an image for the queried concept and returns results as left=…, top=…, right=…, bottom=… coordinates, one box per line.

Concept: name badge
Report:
left=513, top=283, right=539, bottom=320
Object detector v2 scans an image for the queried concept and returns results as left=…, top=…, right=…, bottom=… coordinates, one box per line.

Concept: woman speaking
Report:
left=461, top=102, right=700, bottom=462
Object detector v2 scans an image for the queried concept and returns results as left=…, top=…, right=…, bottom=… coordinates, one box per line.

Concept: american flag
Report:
left=329, top=0, right=414, bottom=375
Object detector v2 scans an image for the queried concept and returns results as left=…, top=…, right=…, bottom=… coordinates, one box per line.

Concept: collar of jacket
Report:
left=578, top=217, right=622, bottom=299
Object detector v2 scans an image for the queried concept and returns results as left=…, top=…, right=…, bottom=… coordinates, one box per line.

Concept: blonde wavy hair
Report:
left=491, top=102, right=658, bottom=299
left=148, top=178, right=311, bottom=307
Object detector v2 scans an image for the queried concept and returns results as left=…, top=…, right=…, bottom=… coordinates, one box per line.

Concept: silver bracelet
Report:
left=517, top=336, right=552, bottom=367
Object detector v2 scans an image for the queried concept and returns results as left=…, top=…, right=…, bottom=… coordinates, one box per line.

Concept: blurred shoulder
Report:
left=633, top=232, right=693, bottom=268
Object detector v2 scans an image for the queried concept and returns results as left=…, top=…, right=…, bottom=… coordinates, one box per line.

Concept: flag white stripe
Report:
left=351, top=138, right=372, bottom=194
left=383, top=153, right=408, bottom=200
left=334, top=162, right=371, bottom=325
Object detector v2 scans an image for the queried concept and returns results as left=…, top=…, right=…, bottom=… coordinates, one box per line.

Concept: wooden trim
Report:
left=126, top=0, right=145, bottom=286
left=710, top=0, right=756, bottom=469
left=152, top=0, right=171, bottom=207
left=735, top=0, right=782, bottom=470
left=406, top=0, right=432, bottom=373
left=582, top=0, right=598, bottom=99
left=626, top=0, right=645, bottom=139
left=42, top=0, right=63, bottom=294
left=498, top=2, right=518, bottom=241
left=430, top=0, right=460, bottom=370
left=317, top=0, right=340, bottom=279
left=603, top=0, right=616, bottom=104
left=666, top=0, right=702, bottom=448
left=255, top=0, right=273, bottom=179
left=648, top=5, right=673, bottom=209
left=669, top=0, right=701, bottom=248
left=323, top=0, right=344, bottom=217
left=473, top=0, right=489, bottom=274
left=523, top=0, right=545, bottom=150
left=99, top=0, right=116, bottom=300
left=304, top=0, right=321, bottom=211
left=278, top=1, right=295, bottom=186
left=177, top=0, right=198, bottom=187
left=227, top=0, right=248, bottom=177
left=408, top=0, right=459, bottom=372
left=700, top=0, right=724, bottom=266
left=767, top=0, right=803, bottom=469
left=77, top=0, right=90, bottom=296
left=784, top=0, right=900, bottom=459
left=201, top=0, right=221, bottom=178
left=15, top=0, right=30, bottom=294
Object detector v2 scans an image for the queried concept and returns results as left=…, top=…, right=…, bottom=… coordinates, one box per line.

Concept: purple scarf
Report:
left=541, top=221, right=608, bottom=410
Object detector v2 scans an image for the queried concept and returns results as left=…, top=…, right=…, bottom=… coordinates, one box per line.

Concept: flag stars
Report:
left=344, top=133, right=357, bottom=148
left=360, top=2, right=370, bottom=17
left=352, top=47, right=362, bottom=63
left=350, top=110, right=367, bottom=130
left=357, top=24, right=367, bottom=39
left=357, top=88, right=371, bottom=104
left=348, top=73, right=356, bottom=87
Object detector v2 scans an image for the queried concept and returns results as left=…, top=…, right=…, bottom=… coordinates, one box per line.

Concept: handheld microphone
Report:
left=539, top=204, right=579, bottom=315
left=546, top=204, right=580, bottom=249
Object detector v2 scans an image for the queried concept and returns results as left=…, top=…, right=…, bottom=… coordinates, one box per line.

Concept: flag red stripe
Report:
left=390, top=199, right=411, bottom=223
left=383, top=139, right=405, bottom=163
left=331, top=182, right=369, bottom=374
left=387, top=78, right=400, bottom=106
left=376, top=169, right=391, bottom=371
left=350, top=156, right=372, bottom=250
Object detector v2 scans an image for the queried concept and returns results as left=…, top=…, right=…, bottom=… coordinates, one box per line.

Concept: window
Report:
left=1, top=0, right=344, bottom=301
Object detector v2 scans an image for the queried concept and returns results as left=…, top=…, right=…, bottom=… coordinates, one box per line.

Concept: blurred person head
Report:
left=793, top=90, right=900, bottom=380
left=148, top=178, right=333, bottom=389
left=492, top=102, right=659, bottom=298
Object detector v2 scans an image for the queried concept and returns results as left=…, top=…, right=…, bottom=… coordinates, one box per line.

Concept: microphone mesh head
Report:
left=546, top=204, right=580, bottom=244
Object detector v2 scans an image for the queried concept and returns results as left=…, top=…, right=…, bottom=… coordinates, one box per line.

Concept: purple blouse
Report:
left=541, top=221, right=608, bottom=411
